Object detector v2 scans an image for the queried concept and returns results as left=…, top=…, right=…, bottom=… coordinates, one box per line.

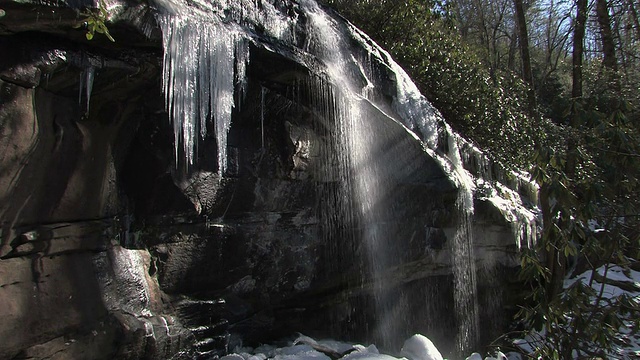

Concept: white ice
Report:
left=400, top=334, right=443, bottom=360
left=516, top=263, right=640, bottom=359
left=227, top=334, right=527, bottom=360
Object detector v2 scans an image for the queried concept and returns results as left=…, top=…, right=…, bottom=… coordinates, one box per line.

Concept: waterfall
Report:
left=151, top=0, right=537, bottom=352
left=303, top=0, right=403, bottom=347
left=447, top=132, right=480, bottom=353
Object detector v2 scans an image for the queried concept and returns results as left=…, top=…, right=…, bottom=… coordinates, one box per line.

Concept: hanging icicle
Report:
left=158, top=14, right=240, bottom=173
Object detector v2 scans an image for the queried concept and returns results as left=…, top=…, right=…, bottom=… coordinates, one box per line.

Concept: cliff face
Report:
left=0, top=0, right=535, bottom=358
left=0, top=23, right=181, bottom=358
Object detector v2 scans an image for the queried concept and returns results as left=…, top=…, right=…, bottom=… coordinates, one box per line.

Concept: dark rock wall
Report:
left=0, top=29, right=196, bottom=358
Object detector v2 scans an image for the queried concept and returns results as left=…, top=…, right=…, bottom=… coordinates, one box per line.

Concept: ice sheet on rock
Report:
left=271, top=344, right=331, bottom=360
left=153, top=0, right=296, bottom=39
left=479, top=180, right=539, bottom=250
left=456, top=130, right=539, bottom=250
left=339, top=24, right=440, bottom=149
left=331, top=2, right=539, bottom=255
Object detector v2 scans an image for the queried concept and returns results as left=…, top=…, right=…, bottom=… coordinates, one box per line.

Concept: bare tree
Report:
left=596, top=0, right=620, bottom=90
left=513, top=0, right=536, bottom=111
left=627, top=0, right=640, bottom=40
left=451, top=0, right=517, bottom=75
left=538, top=0, right=572, bottom=83
left=572, top=0, right=588, bottom=102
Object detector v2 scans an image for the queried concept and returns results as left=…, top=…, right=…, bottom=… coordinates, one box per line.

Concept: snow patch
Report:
left=400, top=334, right=443, bottom=360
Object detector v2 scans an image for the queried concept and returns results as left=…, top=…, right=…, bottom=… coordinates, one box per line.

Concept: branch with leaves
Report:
left=75, top=0, right=115, bottom=42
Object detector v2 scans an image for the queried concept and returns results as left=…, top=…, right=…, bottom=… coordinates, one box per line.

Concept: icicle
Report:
left=85, top=66, right=95, bottom=113
left=157, top=11, right=243, bottom=173
left=235, top=38, right=250, bottom=104
left=78, top=70, right=85, bottom=107
left=260, top=86, right=265, bottom=149
left=211, top=28, right=236, bottom=175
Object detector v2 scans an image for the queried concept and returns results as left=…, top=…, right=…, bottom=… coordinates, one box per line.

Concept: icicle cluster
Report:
left=153, top=0, right=302, bottom=172
left=455, top=135, right=539, bottom=249
left=158, top=14, right=245, bottom=172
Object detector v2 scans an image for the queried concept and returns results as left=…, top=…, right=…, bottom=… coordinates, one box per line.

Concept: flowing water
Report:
left=303, top=2, right=400, bottom=347
left=447, top=132, right=480, bottom=352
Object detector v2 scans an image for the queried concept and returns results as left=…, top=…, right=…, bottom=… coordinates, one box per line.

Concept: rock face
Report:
left=0, top=0, right=536, bottom=359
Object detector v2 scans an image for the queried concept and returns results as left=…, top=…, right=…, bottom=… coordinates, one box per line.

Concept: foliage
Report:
left=518, top=95, right=640, bottom=358
left=75, top=0, right=115, bottom=42
left=322, top=0, right=547, bottom=167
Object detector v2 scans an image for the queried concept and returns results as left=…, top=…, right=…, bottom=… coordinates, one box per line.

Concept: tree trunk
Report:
left=544, top=0, right=588, bottom=301
left=571, top=0, right=588, bottom=103
left=628, top=0, right=640, bottom=41
left=596, top=0, right=620, bottom=90
left=513, top=0, right=536, bottom=112
left=508, top=31, right=518, bottom=71
left=541, top=184, right=566, bottom=299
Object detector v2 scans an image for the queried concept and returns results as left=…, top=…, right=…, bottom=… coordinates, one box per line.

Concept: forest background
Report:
left=321, top=0, right=640, bottom=358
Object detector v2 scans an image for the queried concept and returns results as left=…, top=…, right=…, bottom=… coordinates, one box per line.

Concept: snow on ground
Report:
left=221, top=334, right=521, bottom=360
left=565, top=264, right=640, bottom=300
left=514, top=263, right=640, bottom=359
left=220, top=263, right=640, bottom=360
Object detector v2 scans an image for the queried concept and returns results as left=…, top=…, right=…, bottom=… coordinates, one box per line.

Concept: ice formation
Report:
left=157, top=14, right=244, bottom=172
left=79, top=66, right=95, bottom=113
left=221, top=334, right=522, bottom=360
